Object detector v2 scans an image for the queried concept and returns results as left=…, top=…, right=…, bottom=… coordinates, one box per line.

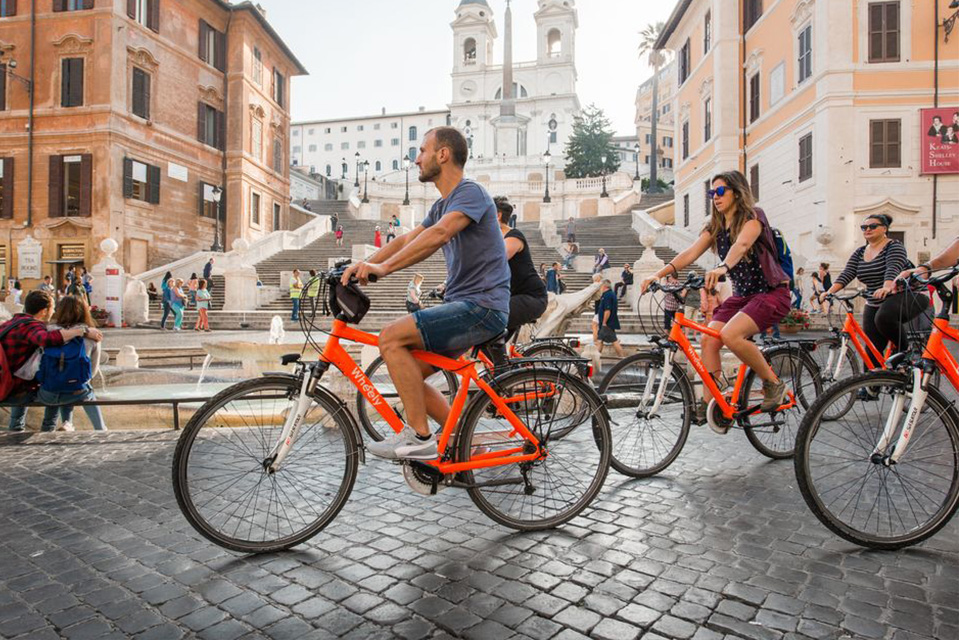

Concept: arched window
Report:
left=325, top=164, right=331, bottom=176
left=547, top=29, right=562, bottom=58
left=409, top=126, right=418, bottom=141
left=392, top=160, right=399, bottom=170
left=463, top=37, right=477, bottom=64
left=375, top=160, right=382, bottom=172
left=495, top=83, right=528, bottom=100
left=408, top=147, right=417, bottom=162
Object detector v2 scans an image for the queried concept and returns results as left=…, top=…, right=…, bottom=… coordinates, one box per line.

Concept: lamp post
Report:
left=353, top=151, right=361, bottom=187
left=361, top=161, right=370, bottom=204
left=210, top=185, right=223, bottom=252
left=633, top=143, right=641, bottom=181
left=600, top=154, right=609, bottom=198
left=543, top=150, right=552, bottom=203
left=0, top=58, right=33, bottom=94
left=402, top=157, right=411, bottom=205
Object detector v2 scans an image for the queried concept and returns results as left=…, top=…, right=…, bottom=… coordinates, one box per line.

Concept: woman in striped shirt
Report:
left=819, top=214, right=928, bottom=367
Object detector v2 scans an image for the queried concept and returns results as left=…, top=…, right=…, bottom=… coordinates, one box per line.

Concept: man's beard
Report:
left=418, top=160, right=441, bottom=183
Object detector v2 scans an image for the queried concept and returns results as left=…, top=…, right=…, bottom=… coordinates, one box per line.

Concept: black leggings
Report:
left=508, top=294, right=548, bottom=334
left=861, top=292, right=929, bottom=368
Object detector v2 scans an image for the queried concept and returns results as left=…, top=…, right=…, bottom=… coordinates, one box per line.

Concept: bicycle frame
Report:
left=832, top=306, right=888, bottom=373
left=664, top=310, right=794, bottom=420
left=320, top=318, right=544, bottom=474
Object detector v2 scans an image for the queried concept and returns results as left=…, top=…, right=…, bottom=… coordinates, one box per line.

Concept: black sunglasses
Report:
left=860, top=223, right=885, bottom=231
left=707, top=186, right=729, bottom=198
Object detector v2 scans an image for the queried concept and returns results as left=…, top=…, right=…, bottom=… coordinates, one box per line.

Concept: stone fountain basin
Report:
left=201, top=341, right=326, bottom=376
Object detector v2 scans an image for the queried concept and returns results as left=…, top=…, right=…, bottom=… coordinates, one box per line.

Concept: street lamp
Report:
left=633, top=143, right=641, bottom=181
left=354, top=151, right=361, bottom=187
left=210, top=185, right=223, bottom=252
left=0, top=58, right=33, bottom=94
left=542, top=150, right=552, bottom=203
left=402, top=157, right=411, bottom=206
left=361, top=161, right=370, bottom=204
left=942, top=0, right=959, bottom=42
left=600, top=154, right=609, bottom=198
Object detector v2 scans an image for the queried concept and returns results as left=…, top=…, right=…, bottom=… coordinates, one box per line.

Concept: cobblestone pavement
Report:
left=1, top=428, right=956, bottom=640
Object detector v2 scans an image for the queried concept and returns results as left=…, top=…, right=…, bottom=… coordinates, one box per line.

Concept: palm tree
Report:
left=639, top=22, right=666, bottom=194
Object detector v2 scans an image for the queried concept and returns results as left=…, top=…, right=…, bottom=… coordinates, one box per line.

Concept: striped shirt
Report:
left=835, top=240, right=908, bottom=307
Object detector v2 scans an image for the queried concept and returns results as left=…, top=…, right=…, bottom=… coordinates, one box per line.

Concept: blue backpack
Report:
left=38, top=337, right=92, bottom=393
left=771, top=228, right=795, bottom=284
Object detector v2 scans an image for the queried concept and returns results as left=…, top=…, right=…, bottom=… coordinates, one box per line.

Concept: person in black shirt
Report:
left=495, top=197, right=548, bottom=336
left=615, top=263, right=633, bottom=300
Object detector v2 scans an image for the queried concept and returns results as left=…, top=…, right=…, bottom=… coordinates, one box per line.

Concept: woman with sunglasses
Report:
left=818, top=213, right=927, bottom=368
left=640, top=170, right=792, bottom=414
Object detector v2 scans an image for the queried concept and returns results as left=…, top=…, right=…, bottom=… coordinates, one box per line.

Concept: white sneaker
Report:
left=58, top=422, right=75, bottom=432
left=367, top=429, right=438, bottom=460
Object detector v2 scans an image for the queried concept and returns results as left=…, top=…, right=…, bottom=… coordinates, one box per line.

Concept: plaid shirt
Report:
left=1, top=314, right=64, bottom=396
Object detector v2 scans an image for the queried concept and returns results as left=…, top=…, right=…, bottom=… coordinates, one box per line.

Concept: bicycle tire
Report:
left=456, top=367, right=611, bottom=531
left=811, top=337, right=861, bottom=420
left=740, top=347, right=822, bottom=459
left=795, top=371, right=959, bottom=549
left=173, top=376, right=360, bottom=553
left=597, top=352, right=692, bottom=477
left=356, top=355, right=459, bottom=442
left=519, top=341, right=579, bottom=359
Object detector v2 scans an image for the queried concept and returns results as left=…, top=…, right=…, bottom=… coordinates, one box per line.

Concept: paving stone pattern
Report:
left=0, top=429, right=956, bottom=639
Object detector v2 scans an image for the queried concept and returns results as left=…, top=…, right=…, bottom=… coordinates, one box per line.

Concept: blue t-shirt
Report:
left=597, top=290, right=620, bottom=331
left=422, top=179, right=510, bottom=314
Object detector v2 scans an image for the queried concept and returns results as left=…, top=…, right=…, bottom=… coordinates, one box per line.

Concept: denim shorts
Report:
left=413, top=300, right=508, bottom=358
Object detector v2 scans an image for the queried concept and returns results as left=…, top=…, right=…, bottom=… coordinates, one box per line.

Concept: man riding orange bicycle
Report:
left=341, top=127, right=510, bottom=460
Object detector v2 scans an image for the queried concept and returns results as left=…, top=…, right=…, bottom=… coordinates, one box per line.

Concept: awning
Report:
left=45, top=259, right=85, bottom=264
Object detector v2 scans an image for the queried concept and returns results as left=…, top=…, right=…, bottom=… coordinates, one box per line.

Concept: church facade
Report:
left=448, top=0, right=580, bottom=165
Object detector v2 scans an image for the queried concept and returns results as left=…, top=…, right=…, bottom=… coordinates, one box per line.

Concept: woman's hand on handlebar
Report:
left=897, top=266, right=927, bottom=283
left=704, top=267, right=725, bottom=292
left=639, top=276, right=658, bottom=294
left=341, top=261, right=385, bottom=286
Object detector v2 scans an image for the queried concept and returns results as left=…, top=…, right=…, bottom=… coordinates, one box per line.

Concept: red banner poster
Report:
left=921, top=107, right=959, bottom=175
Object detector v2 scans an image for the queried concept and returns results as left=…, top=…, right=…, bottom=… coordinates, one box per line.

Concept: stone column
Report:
left=598, top=197, right=615, bottom=217
left=358, top=202, right=373, bottom=220
left=399, top=205, right=417, bottom=230
left=90, top=238, right=125, bottom=327
left=222, top=239, right=259, bottom=312
left=632, top=232, right=665, bottom=315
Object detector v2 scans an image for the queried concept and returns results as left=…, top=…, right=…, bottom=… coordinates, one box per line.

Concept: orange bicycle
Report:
left=795, top=267, right=959, bottom=549
left=173, top=263, right=611, bottom=552
left=598, top=274, right=822, bottom=477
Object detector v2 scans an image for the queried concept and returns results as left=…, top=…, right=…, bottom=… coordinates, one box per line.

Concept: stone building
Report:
left=656, top=0, right=959, bottom=265
left=0, top=0, right=306, bottom=286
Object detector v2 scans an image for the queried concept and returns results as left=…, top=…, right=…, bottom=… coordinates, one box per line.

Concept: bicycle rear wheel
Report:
left=740, top=347, right=822, bottom=459
left=357, top=355, right=458, bottom=442
left=173, top=376, right=360, bottom=553
left=456, top=367, right=611, bottom=530
left=795, top=371, right=959, bottom=549
left=597, top=353, right=692, bottom=477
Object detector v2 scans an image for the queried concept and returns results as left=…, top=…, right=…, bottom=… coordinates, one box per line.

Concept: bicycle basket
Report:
left=329, top=280, right=371, bottom=324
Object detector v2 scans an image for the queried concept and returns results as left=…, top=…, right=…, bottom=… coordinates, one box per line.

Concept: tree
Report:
left=639, top=21, right=666, bottom=194
left=563, top=104, right=620, bottom=179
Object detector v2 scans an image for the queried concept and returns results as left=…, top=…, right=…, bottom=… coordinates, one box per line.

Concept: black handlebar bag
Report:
left=329, top=280, right=371, bottom=324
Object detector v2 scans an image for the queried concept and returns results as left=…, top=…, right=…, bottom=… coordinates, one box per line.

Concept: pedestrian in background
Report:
left=306, top=269, right=320, bottom=313
left=188, top=273, right=199, bottom=308
left=171, top=278, right=186, bottom=331
left=159, top=272, right=173, bottom=330
left=593, top=248, right=609, bottom=274
left=374, top=226, right=382, bottom=248
left=203, top=258, right=214, bottom=294
left=335, top=225, right=345, bottom=247
left=194, top=279, right=211, bottom=332
left=289, top=269, right=303, bottom=322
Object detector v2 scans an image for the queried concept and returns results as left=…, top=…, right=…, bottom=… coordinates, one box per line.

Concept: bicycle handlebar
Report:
left=910, top=265, right=959, bottom=288
left=648, top=272, right=706, bottom=294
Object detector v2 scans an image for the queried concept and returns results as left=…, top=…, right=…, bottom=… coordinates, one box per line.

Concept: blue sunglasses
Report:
left=707, top=186, right=729, bottom=198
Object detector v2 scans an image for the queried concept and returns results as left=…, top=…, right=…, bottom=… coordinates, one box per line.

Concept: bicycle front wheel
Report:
left=740, top=347, right=822, bottom=459
left=795, top=371, right=959, bottom=549
left=457, top=367, right=611, bottom=531
left=173, top=376, right=360, bottom=553
left=597, top=353, right=692, bottom=477
left=811, top=337, right=862, bottom=421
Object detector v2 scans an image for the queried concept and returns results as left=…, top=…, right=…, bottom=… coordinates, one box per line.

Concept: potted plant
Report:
left=89, top=305, right=110, bottom=325
left=780, top=308, right=810, bottom=334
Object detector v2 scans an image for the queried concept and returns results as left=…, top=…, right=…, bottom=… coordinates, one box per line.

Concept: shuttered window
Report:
left=798, top=25, right=812, bottom=84
left=0, top=0, right=16, bottom=18
left=273, top=139, right=283, bottom=174
left=49, top=154, right=92, bottom=218
left=253, top=47, right=263, bottom=85
left=0, top=64, right=6, bottom=111
left=869, top=119, right=901, bottom=168
left=53, top=0, right=94, bottom=12
left=122, top=158, right=160, bottom=204
left=127, top=0, right=159, bottom=32
left=704, top=98, right=712, bottom=141
left=868, top=2, right=899, bottom=63
left=198, top=20, right=226, bottom=71
left=750, top=164, right=760, bottom=201
left=0, top=157, right=13, bottom=219
left=198, top=182, right=223, bottom=219
left=250, top=191, right=260, bottom=226
left=131, top=67, right=150, bottom=119
left=678, top=39, right=691, bottom=84
left=704, top=11, right=711, bottom=53
left=681, top=121, right=689, bottom=160
left=799, top=133, right=813, bottom=182
left=683, top=194, right=689, bottom=228
left=272, top=68, right=284, bottom=107
left=749, top=73, right=760, bottom=124
left=198, top=102, right=225, bottom=151
left=744, top=0, right=763, bottom=31
left=61, top=58, right=84, bottom=108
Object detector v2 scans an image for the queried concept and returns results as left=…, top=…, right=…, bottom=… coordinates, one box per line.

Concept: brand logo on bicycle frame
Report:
left=351, top=366, right=382, bottom=406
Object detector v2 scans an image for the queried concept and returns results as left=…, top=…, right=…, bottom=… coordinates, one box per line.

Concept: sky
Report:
left=262, top=0, right=676, bottom=135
